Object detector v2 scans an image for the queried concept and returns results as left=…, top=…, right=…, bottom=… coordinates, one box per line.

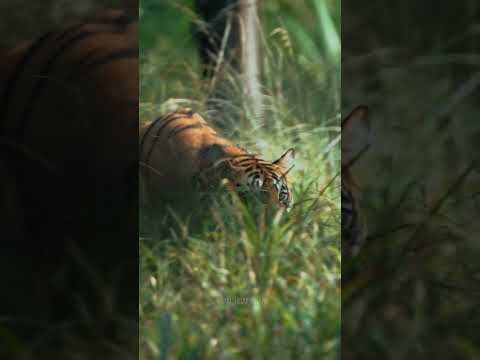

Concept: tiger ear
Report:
left=273, top=148, right=295, bottom=170
left=342, top=106, right=370, bottom=165
left=342, top=105, right=369, bottom=134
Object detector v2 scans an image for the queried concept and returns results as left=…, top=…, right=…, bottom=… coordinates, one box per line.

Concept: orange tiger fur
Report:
left=140, top=108, right=295, bottom=210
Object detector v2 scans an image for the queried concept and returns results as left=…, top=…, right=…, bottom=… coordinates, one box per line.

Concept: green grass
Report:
left=139, top=1, right=341, bottom=358
left=140, top=191, right=340, bottom=359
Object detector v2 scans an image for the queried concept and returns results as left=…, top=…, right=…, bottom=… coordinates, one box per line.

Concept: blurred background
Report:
left=0, top=0, right=137, bottom=48
left=343, top=2, right=480, bottom=359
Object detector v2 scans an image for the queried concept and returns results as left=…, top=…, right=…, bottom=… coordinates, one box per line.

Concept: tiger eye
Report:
left=252, top=178, right=263, bottom=189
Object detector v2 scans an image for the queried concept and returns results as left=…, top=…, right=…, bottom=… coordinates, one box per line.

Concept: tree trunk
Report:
left=194, top=0, right=263, bottom=125
left=239, top=0, right=262, bottom=121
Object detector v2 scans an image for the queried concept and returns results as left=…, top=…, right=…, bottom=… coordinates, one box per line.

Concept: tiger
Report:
left=342, top=105, right=370, bottom=258
left=139, top=107, right=295, bottom=211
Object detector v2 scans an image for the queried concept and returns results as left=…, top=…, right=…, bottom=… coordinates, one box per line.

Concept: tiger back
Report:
left=140, top=108, right=295, bottom=210
left=342, top=106, right=370, bottom=258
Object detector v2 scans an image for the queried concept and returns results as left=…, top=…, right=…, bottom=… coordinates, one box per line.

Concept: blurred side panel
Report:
left=342, top=1, right=480, bottom=359
left=0, top=2, right=139, bottom=359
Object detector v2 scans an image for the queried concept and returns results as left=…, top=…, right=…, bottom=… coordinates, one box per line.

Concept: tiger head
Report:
left=342, top=105, right=370, bottom=258
left=195, top=147, right=295, bottom=210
